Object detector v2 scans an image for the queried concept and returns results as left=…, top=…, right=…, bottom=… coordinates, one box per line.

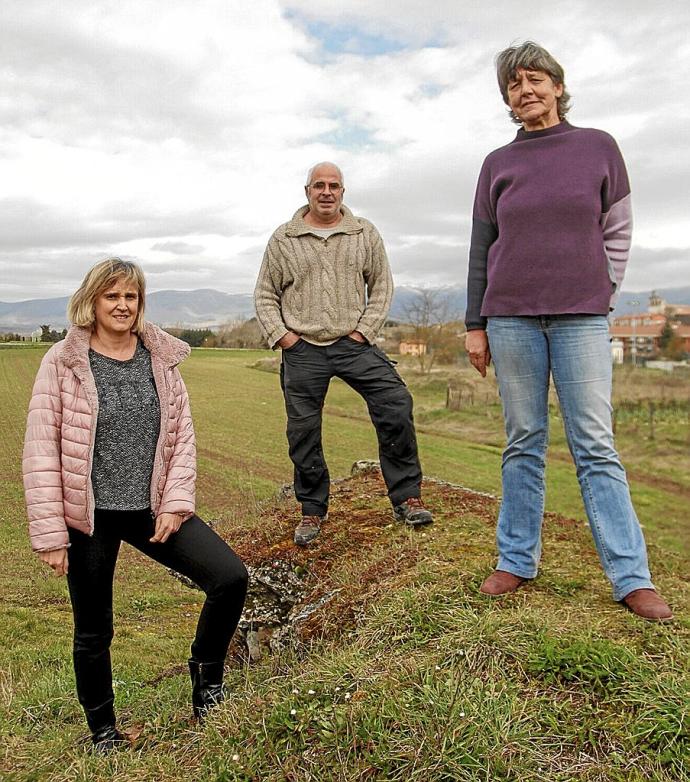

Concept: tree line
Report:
left=1, top=325, right=68, bottom=343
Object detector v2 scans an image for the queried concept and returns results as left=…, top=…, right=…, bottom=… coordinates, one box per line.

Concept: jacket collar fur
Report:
left=60, top=321, right=190, bottom=371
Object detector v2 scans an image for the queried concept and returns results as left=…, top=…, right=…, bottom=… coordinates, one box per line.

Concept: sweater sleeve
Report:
left=22, top=347, right=70, bottom=552
left=600, top=138, right=633, bottom=310
left=254, top=235, right=289, bottom=348
left=356, top=228, right=394, bottom=343
left=601, top=194, right=632, bottom=310
left=465, top=159, right=498, bottom=330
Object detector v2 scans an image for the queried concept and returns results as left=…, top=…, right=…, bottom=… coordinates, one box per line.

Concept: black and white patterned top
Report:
left=89, top=340, right=161, bottom=510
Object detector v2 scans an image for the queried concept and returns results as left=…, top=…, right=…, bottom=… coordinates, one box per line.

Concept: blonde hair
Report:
left=67, top=258, right=147, bottom=332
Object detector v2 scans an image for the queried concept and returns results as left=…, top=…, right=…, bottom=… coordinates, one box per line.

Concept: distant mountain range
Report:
left=0, top=289, right=255, bottom=333
left=2, top=286, right=689, bottom=333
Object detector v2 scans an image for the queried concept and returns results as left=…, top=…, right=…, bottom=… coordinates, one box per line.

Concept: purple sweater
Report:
left=465, top=121, right=632, bottom=330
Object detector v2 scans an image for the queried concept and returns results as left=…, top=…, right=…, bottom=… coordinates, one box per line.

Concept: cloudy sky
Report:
left=1, top=0, right=689, bottom=301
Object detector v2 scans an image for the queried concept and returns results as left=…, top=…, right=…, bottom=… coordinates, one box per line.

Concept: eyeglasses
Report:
left=307, top=181, right=343, bottom=193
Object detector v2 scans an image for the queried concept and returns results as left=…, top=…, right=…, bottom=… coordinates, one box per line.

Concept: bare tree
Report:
left=401, top=288, right=463, bottom=373
left=215, top=317, right=268, bottom=349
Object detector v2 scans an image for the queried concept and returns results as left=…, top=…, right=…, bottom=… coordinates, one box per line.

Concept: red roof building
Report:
left=609, top=313, right=665, bottom=360
left=610, top=295, right=690, bottom=360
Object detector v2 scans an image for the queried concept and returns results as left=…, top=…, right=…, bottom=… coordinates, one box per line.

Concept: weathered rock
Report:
left=350, top=459, right=382, bottom=477
left=246, top=630, right=262, bottom=662
left=424, top=476, right=498, bottom=500
left=277, top=483, right=295, bottom=500
left=167, top=570, right=202, bottom=591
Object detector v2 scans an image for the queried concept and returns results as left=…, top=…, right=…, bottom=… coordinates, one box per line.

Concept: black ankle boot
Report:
left=85, top=701, right=126, bottom=752
left=188, top=659, right=225, bottom=719
left=91, top=724, right=126, bottom=753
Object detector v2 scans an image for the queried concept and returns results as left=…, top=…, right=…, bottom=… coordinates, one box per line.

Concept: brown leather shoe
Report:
left=622, top=589, right=673, bottom=621
left=480, top=570, right=527, bottom=596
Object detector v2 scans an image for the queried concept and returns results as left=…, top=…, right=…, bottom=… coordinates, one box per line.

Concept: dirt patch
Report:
left=169, top=464, right=497, bottom=660
left=548, top=450, right=690, bottom=498
left=623, top=468, right=690, bottom=498
left=225, top=465, right=425, bottom=656
left=168, top=462, right=595, bottom=664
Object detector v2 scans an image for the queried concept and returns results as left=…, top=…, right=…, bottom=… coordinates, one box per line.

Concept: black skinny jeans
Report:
left=280, top=336, right=423, bottom=516
left=66, top=510, right=248, bottom=725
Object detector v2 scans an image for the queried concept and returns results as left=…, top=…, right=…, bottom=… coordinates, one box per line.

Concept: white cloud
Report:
left=150, top=241, right=206, bottom=254
left=1, top=0, right=689, bottom=302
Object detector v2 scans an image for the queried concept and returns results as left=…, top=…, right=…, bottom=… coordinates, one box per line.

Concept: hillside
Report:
left=0, top=289, right=255, bottom=332
left=3, top=285, right=690, bottom=332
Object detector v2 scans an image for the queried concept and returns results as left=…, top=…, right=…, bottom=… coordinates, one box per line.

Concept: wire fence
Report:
left=612, top=399, right=690, bottom=440
left=446, top=379, right=690, bottom=441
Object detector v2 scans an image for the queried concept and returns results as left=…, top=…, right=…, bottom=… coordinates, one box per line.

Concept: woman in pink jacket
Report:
left=23, top=258, right=248, bottom=751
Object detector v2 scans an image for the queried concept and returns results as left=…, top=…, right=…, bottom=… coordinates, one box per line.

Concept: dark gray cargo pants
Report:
left=280, top=335, right=423, bottom=516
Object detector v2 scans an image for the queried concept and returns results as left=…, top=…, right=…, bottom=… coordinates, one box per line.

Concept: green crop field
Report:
left=0, top=345, right=688, bottom=781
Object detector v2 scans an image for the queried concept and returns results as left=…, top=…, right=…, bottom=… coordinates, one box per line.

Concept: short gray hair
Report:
left=305, top=161, right=344, bottom=187
left=495, top=41, right=571, bottom=125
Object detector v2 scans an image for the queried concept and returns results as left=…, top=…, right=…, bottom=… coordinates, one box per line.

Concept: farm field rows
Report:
left=0, top=345, right=687, bottom=781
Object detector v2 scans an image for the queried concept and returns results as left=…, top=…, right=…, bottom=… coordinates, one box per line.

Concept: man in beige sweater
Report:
left=254, top=162, right=432, bottom=545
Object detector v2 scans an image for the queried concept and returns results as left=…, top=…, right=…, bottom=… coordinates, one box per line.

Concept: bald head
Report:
left=303, top=161, right=345, bottom=227
left=305, top=161, right=344, bottom=187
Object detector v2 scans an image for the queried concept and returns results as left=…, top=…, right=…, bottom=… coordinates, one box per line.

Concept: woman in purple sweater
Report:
left=465, top=41, right=672, bottom=620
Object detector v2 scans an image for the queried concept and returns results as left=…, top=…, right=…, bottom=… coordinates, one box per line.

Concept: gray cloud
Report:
left=623, top=246, right=690, bottom=291
left=388, top=241, right=469, bottom=287
left=1, top=0, right=688, bottom=302
left=0, top=198, right=233, bottom=252
left=150, top=241, right=206, bottom=255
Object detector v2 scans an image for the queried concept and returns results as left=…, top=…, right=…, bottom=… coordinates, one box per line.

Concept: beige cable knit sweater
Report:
left=254, top=205, right=394, bottom=347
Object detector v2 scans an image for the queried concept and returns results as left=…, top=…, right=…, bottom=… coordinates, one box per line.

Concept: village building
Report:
left=399, top=339, right=427, bottom=356
left=610, top=292, right=690, bottom=362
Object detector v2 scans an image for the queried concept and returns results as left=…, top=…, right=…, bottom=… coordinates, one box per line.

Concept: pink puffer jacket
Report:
left=23, top=323, right=196, bottom=552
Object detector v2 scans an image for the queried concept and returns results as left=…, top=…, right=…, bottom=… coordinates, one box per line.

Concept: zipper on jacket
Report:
left=149, top=357, right=169, bottom=514
left=84, top=372, right=99, bottom=535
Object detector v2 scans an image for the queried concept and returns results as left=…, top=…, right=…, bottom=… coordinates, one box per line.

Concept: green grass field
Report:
left=0, top=345, right=687, bottom=781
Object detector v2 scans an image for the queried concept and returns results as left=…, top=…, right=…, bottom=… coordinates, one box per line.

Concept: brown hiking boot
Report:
left=480, top=570, right=527, bottom=596
left=293, top=515, right=326, bottom=546
left=622, top=589, right=673, bottom=621
left=393, top=497, right=433, bottom=526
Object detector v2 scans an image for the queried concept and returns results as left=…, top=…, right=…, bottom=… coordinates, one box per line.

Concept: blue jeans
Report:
left=487, top=315, right=652, bottom=601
